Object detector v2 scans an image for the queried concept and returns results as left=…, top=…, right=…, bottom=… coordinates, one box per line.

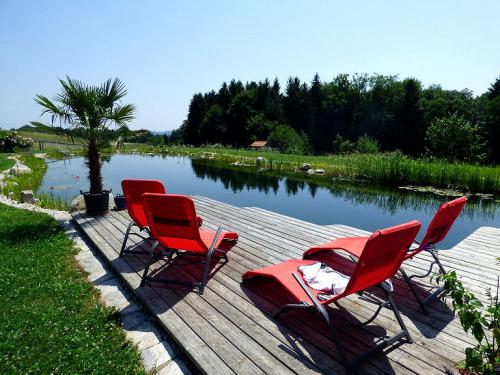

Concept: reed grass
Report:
left=129, top=144, right=500, bottom=193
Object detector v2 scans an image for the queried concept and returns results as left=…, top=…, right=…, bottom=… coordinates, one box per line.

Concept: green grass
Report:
left=0, top=203, right=145, bottom=374
left=0, top=153, right=15, bottom=171
left=127, top=144, right=500, bottom=194
left=18, top=130, right=85, bottom=154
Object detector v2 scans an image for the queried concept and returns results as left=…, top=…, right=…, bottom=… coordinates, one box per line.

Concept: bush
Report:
left=268, top=124, right=304, bottom=153
left=332, top=134, right=355, bottom=154
left=426, top=114, right=486, bottom=163
left=356, top=133, right=380, bottom=153
left=0, top=131, right=33, bottom=152
left=436, top=271, right=499, bottom=374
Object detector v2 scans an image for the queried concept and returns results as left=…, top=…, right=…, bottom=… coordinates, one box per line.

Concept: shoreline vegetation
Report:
left=0, top=152, right=70, bottom=210
left=120, top=144, right=500, bottom=197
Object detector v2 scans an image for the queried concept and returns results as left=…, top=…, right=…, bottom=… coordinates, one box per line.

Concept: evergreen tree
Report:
left=394, top=78, right=424, bottom=155
left=184, top=93, right=205, bottom=145
left=482, top=77, right=500, bottom=161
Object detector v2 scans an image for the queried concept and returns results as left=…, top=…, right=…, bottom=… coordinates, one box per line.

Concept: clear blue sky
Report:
left=1, top=0, right=499, bottom=131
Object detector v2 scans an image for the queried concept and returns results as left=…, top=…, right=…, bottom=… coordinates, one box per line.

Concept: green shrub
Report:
left=356, top=133, right=380, bottom=153
left=268, top=124, right=304, bottom=153
left=436, top=271, right=499, bottom=374
left=426, top=114, right=486, bottom=163
left=332, top=134, right=356, bottom=154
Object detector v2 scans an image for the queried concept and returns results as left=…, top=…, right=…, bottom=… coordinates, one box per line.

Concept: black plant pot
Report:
left=114, top=194, right=127, bottom=211
left=82, top=189, right=111, bottom=216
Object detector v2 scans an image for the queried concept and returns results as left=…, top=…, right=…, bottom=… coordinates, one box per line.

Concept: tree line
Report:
left=174, top=74, right=500, bottom=163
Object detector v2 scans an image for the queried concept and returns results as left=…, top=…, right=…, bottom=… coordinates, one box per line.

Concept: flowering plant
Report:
left=0, top=131, right=33, bottom=152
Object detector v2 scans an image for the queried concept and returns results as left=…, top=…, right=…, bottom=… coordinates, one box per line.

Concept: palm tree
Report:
left=35, top=77, right=135, bottom=195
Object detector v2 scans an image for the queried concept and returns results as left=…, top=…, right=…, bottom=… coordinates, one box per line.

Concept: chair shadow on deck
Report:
left=113, top=237, right=237, bottom=306
left=242, top=277, right=399, bottom=375
left=305, top=251, right=455, bottom=339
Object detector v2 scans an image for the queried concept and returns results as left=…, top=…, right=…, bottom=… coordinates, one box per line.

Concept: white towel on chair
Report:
left=298, top=262, right=350, bottom=299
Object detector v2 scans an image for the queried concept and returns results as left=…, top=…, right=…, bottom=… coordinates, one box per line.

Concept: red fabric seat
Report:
left=123, top=179, right=165, bottom=229
left=243, top=221, right=421, bottom=373
left=141, top=193, right=238, bottom=293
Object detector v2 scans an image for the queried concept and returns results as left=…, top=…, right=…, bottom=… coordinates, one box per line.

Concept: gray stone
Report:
left=315, top=168, right=325, bottom=174
left=306, top=169, right=315, bottom=175
left=140, top=341, right=175, bottom=372
left=70, top=195, right=86, bottom=212
left=158, top=359, right=191, bottom=375
left=9, top=163, right=31, bottom=175
left=300, top=163, right=311, bottom=171
left=20, top=190, right=34, bottom=203
left=126, top=321, right=161, bottom=350
left=34, top=153, right=47, bottom=159
left=96, top=278, right=132, bottom=308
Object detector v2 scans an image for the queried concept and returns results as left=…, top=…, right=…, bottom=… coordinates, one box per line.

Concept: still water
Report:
left=39, top=154, right=500, bottom=248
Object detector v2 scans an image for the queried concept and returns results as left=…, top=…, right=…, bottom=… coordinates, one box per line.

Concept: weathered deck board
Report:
left=71, top=196, right=500, bottom=375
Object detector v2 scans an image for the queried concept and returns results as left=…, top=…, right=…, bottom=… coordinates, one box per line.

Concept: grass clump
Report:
left=0, top=153, right=15, bottom=171
left=0, top=203, right=145, bottom=374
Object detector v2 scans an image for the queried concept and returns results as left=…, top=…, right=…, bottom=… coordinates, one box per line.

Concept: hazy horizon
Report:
left=1, top=1, right=499, bottom=131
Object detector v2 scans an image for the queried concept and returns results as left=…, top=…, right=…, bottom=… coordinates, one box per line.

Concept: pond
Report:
left=39, top=154, right=500, bottom=248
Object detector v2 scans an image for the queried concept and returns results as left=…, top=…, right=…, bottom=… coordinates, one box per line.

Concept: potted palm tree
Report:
left=35, top=77, right=135, bottom=215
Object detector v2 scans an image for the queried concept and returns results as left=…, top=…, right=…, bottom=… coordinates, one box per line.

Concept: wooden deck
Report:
left=71, top=195, right=500, bottom=375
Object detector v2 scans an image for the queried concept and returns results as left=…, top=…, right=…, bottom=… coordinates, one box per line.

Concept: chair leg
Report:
left=383, top=288, right=413, bottom=344
left=429, top=248, right=447, bottom=275
left=119, top=221, right=134, bottom=257
left=290, top=273, right=351, bottom=372
left=140, top=240, right=159, bottom=287
left=198, top=228, right=222, bottom=294
left=400, top=268, right=428, bottom=314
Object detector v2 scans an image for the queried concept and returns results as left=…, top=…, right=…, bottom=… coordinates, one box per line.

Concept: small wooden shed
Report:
left=249, top=140, right=268, bottom=150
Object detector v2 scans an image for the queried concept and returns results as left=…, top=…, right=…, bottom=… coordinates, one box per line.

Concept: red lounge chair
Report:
left=243, top=221, right=421, bottom=373
left=120, top=179, right=203, bottom=257
left=141, top=193, right=238, bottom=294
left=304, top=196, right=468, bottom=314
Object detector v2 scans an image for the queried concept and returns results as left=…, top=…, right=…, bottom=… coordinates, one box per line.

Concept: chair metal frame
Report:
left=140, top=228, right=228, bottom=294
left=399, top=241, right=451, bottom=313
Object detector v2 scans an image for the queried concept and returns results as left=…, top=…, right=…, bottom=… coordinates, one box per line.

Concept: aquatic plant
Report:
left=151, top=146, right=500, bottom=194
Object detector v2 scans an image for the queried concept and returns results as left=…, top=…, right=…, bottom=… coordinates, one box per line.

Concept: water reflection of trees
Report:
left=191, top=161, right=279, bottom=194
left=191, top=160, right=500, bottom=220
